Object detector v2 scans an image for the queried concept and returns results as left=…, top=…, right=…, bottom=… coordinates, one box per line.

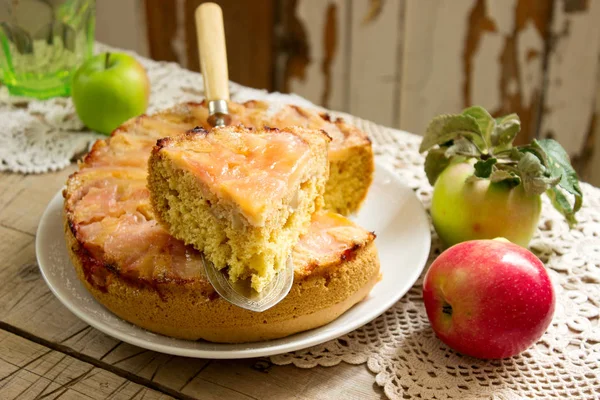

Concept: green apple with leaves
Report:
left=421, top=106, right=582, bottom=247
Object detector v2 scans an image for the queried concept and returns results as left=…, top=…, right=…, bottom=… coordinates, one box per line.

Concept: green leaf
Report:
left=461, top=106, right=495, bottom=147
left=473, top=158, right=497, bottom=178
left=517, top=151, right=544, bottom=175
left=444, top=137, right=480, bottom=158
left=532, top=139, right=583, bottom=217
left=489, top=169, right=521, bottom=187
left=517, top=152, right=561, bottom=196
left=424, top=148, right=450, bottom=186
left=509, top=147, right=524, bottom=161
left=492, top=113, right=520, bottom=152
left=419, top=114, right=486, bottom=153
left=546, top=187, right=578, bottom=226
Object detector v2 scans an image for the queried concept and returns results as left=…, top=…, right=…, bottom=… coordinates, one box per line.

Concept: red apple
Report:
left=422, top=239, right=555, bottom=359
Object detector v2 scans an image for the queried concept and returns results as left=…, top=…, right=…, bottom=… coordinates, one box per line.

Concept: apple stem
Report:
left=105, top=52, right=110, bottom=69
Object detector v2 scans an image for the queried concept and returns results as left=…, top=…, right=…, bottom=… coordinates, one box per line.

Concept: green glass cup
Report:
left=0, top=0, right=95, bottom=99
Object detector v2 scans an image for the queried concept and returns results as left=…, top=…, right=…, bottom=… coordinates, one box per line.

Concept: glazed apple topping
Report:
left=69, top=169, right=205, bottom=282
left=163, top=128, right=312, bottom=226
left=294, top=211, right=373, bottom=270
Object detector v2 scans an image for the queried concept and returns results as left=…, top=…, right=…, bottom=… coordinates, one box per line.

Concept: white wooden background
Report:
left=282, top=0, right=600, bottom=186
left=100, top=0, right=600, bottom=185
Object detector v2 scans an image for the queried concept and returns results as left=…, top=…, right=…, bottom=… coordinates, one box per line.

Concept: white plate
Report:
left=36, top=161, right=431, bottom=359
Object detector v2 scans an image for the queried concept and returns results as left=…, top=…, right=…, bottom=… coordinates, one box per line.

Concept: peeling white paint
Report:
left=516, top=20, right=544, bottom=108
left=486, top=0, right=516, bottom=35
left=507, top=77, right=519, bottom=97
left=541, top=0, right=600, bottom=155
left=171, top=0, right=188, bottom=67
left=349, top=0, right=402, bottom=126
left=399, top=0, right=473, bottom=135
left=472, top=34, right=502, bottom=111
left=289, top=0, right=348, bottom=112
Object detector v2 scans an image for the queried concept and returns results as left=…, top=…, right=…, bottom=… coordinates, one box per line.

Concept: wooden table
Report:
left=0, top=167, right=385, bottom=399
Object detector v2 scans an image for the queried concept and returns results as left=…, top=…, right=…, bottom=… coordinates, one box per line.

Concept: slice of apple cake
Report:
left=148, top=125, right=330, bottom=292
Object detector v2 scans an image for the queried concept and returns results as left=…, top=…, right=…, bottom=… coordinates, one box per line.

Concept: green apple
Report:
left=431, top=160, right=542, bottom=247
left=72, top=52, right=150, bottom=135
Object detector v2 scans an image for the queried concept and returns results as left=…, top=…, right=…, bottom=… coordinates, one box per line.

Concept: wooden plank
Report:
left=282, top=0, right=350, bottom=111
left=184, top=0, right=276, bottom=90
left=0, top=225, right=90, bottom=340
left=144, top=0, right=180, bottom=63
left=399, top=0, right=551, bottom=143
left=97, top=0, right=149, bottom=57
left=348, top=0, right=404, bottom=126
left=199, top=359, right=384, bottom=400
left=0, top=173, right=26, bottom=213
left=538, top=0, right=600, bottom=180
left=98, top=342, right=212, bottom=393
left=399, top=0, right=475, bottom=136
left=0, top=165, right=76, bottom=236
left=0, top=174, right=382, bottom=399
left=0, top=329, right=173, bottom=400
left=0, top=224, right=212, bottom=393
left=587, top=71, right=600, bottom=186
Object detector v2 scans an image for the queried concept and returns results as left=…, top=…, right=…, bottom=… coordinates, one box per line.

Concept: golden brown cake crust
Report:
left=65, top=214, right=380, bottom=343
left=151, top=124, right=332, bottom=153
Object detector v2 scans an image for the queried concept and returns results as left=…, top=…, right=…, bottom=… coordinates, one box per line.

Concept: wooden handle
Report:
left=195, top=2, right=230, bottom=101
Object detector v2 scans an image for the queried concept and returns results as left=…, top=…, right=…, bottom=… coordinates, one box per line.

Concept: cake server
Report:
left=195, top=3, right=293, bottom=312
left=195, top=2, right=231, bottom=128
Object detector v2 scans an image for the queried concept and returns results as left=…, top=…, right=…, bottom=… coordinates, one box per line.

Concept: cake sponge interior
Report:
left=148, top=125, right=331, bottom=292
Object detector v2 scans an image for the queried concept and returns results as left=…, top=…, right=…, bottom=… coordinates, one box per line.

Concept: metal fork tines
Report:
left=201, top=255, right=294, bottom=312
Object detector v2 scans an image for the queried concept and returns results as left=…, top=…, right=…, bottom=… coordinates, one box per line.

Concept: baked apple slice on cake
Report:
left=147, top=125, right=331, bottom=292
left=269, top=104, right=374, bottom=215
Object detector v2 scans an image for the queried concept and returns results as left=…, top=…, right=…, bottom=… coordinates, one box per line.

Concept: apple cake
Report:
left=62, top=101, right=380, bottom=342
left=268, top=103, right=374, bottom=215
left=64, top=158, right=379, bottom=343
left=84, top=100, right=373, bottom=214
left=147, top=125, right=330, bottom=292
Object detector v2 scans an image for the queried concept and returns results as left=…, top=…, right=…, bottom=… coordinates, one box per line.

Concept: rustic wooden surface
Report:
left=140, top=0, right=600, bottom=182
left=540, top=0, right=600, bottom=179
left=144, top=0, right=276, bottom=91
left=0, top=168, right=385, bottom=400
left=185, top=0, right=277, bottom=91
left=0, top=329, right=172, bottom=400
left=399, top=0, right=553, bottom=144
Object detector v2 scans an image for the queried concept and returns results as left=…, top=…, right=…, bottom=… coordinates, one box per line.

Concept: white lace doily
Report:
left=272, top=124, right=600, bottom=399
left=0, top=43, right=314, bottom=173
left=3, top=43, right=599, bottom=399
